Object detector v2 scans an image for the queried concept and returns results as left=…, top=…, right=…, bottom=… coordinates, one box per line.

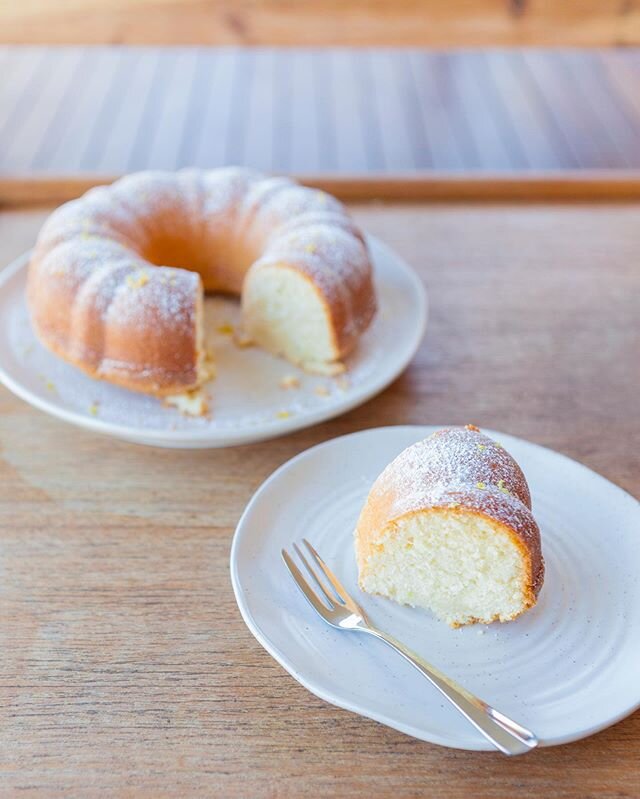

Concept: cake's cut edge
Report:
left=357, top=506, right=539, bottom=628
left=241, top=263, right=344, bottom=373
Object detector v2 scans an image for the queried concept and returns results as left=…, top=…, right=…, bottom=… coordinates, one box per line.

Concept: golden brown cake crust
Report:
left=28, top=168, right=377, bottom=396
left=355, top=425, right=545, bottom=618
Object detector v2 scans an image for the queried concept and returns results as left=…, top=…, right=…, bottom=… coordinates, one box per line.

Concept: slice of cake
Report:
left=355, top=425, right=544, bottom=627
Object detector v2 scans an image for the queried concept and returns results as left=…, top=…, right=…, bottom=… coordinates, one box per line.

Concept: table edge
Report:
left=2, top=171, right=640, bottom=208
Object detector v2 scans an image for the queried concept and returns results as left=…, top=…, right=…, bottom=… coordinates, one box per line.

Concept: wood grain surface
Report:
left=0, top=201, right=639, bottom=797
left=2, top=0, right=640, bottom=47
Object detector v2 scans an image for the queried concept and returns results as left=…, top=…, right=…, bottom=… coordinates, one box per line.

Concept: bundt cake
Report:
left=355, top=425, right=544, bottom=627
left=27, top=168, right=377, bottom=397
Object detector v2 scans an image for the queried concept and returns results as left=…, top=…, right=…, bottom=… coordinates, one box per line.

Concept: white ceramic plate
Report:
left=231, top=425, right=640, bottom=750
left=0, top=237, right=426, bottom=448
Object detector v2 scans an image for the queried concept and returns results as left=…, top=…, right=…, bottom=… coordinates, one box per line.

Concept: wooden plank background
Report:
left=2, top=0, right=640, bottom=47
left=1, top=200, right=639, bottom=797
left=3, top=47, right=640, bottom=176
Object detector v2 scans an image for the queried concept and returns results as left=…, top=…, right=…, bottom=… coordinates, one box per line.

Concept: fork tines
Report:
left=282, top=539, right=355, bottom=616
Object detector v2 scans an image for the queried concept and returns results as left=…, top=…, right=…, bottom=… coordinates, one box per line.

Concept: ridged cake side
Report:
left=27, top=168, right=377, bottom=395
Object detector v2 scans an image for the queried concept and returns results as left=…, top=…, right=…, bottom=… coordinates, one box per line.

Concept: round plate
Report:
left=231, top=426, right=640, bottom=750
left=0, top=236, right=426, bottom=448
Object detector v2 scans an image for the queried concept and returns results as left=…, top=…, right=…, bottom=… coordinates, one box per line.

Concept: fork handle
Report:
left=362, top=626, right=538, bottom=756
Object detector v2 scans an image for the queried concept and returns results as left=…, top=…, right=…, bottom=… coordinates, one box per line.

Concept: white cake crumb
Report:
left=164, top=388, right=210, bottom=417
left=306, top=360, right=346, bottom=376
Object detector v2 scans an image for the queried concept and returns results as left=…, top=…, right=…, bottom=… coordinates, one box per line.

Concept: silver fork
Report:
left=282, top=539, right=538, bottom=756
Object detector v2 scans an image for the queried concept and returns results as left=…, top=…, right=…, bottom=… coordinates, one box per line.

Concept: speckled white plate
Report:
left=0, top=236, right=426, bottom=448
left=231, top=426, right=640, bottom=750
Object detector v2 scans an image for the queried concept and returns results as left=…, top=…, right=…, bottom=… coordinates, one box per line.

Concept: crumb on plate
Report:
left=306, top=360, right=346, bottom=376
left=280, top=375, right=300, bottom=390
left=233, top=329, right=254, bottom=348
left=164, top=388, right=210, bottom=418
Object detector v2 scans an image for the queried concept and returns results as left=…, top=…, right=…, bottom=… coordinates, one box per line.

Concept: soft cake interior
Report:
left=359, top=509, right=529, bottom=627
left=241, top=265, right=336, bottom=371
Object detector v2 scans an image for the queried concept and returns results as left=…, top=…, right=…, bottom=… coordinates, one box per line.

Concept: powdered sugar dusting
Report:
left=30, top=167, right=376, bottom=386
left=105, top=268, right=198, bottom=328
left=8, top=232, right=422, bottom=444
left=368, top=426, right=544, bottom=581
left=378, top=427, right=531, bottom=508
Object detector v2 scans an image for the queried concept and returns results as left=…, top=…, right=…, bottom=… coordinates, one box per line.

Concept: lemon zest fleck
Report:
left=126, top=271, right=149, bottom=289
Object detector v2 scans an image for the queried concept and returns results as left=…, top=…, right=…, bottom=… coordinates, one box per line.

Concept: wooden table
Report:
left=1, top=192, right=639, bottom=797
left=2, top=0, right=640, bottom=47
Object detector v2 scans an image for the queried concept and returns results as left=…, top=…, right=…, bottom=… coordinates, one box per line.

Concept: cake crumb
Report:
left=307, top=360, right=345, bottom=376
left=88, top=402, right=99, bottom=416
left=44, top=379, right=56, bottom=393
left=276, top=410, right=292, bottom=420
left=164, top=388, right=210, bottom=418
left=314, top=384, right=330, bottom=397
left=233, top=329, right=254, bottom=348
left=200, top=349, right=216, bottom=382
left=216, top=323, right=234, bottom=336
left=335, top=375, right=350, bottom=391
left=304, top=243, right=317, bottom=254
left=280, top=375, right=300, bottom=390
